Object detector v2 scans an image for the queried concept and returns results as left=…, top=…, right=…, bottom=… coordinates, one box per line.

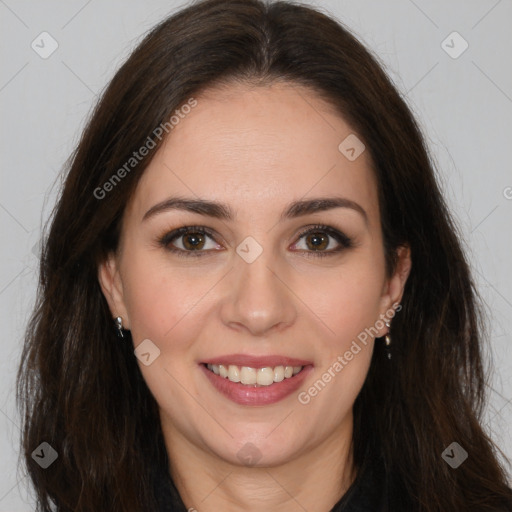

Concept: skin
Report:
left=99, top=81, right=411, bottom=512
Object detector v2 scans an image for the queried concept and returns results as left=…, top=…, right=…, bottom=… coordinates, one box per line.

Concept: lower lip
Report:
left=200, top=364, right=313, bottom=406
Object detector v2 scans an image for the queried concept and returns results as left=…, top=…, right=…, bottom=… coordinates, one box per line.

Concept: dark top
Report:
left=152, top=451, right=412, bottom=511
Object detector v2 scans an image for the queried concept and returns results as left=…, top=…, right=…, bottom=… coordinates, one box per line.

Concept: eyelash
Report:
left=158, top=224, right=354, bottom=259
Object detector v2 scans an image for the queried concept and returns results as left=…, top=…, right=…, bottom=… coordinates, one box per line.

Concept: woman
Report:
left=17, top=0, right=512, bottom=510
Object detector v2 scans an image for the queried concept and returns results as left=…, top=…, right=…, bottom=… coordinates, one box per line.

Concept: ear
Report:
left=377, top=245, right=411, bottom=334
left=98, top=253, right=131, bottom=329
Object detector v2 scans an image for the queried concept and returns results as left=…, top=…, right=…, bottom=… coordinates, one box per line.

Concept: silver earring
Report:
left=384, top=320, right=392, bottom=360
left=115, top=316, right=125, bottom=338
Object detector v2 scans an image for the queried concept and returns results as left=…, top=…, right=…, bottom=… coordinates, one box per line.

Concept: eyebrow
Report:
left=142, top=196, right=368, bottom=224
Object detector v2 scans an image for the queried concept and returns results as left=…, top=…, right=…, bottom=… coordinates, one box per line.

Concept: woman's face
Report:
left=99, top=81, right=410, bottom=468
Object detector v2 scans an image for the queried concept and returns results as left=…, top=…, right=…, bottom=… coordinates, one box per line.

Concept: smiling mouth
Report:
left=204, top=363, right=304, bottom=387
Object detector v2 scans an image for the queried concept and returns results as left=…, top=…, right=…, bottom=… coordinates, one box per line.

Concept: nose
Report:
left=219, top=248, right=297, bottom=337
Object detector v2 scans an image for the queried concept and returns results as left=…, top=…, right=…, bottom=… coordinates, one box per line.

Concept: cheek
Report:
left=298, top=251, right=385, bottom=410
left=121, top=250, right=207, bottom=344
left=303, top=261, right=386, bottom=343
left=296, top=269, right=380, bottom=426
left=120, top=256, right=211, bottom=409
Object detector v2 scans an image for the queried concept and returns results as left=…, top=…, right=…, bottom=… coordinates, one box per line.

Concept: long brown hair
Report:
left=17, top=0, right=512, bottom=510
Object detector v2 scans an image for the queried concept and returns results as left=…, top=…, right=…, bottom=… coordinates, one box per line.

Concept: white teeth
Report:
left=240, top=366, right=257, bottom=385
left=257, top=367, right=275, bottom=386
left=274, top=366, right=285, bottom=382
left=228, top=364, right=240, bottom=382
left=206, top=363, right=304, bottom=386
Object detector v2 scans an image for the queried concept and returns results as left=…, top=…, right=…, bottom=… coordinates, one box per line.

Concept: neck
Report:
left=161, top=413, right=356, bottom=512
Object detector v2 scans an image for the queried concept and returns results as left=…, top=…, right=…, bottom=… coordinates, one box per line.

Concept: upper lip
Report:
left=201, top=354, right=313, bottom=368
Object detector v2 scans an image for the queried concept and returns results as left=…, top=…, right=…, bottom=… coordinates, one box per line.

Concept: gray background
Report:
left=1, top=0, right=511, bottom=509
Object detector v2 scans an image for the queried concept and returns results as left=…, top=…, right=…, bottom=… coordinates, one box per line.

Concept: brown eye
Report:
left=292, top=224, right=353, bottom=258
left=181, top=231, right=207, bottom=250
left=159, top=226, right=221, bottom=257
left=304, top=232, right=330, bottom=251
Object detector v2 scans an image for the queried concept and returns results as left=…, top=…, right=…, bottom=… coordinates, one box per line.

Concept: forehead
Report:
left=128, top=81, right=379, bottom=226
